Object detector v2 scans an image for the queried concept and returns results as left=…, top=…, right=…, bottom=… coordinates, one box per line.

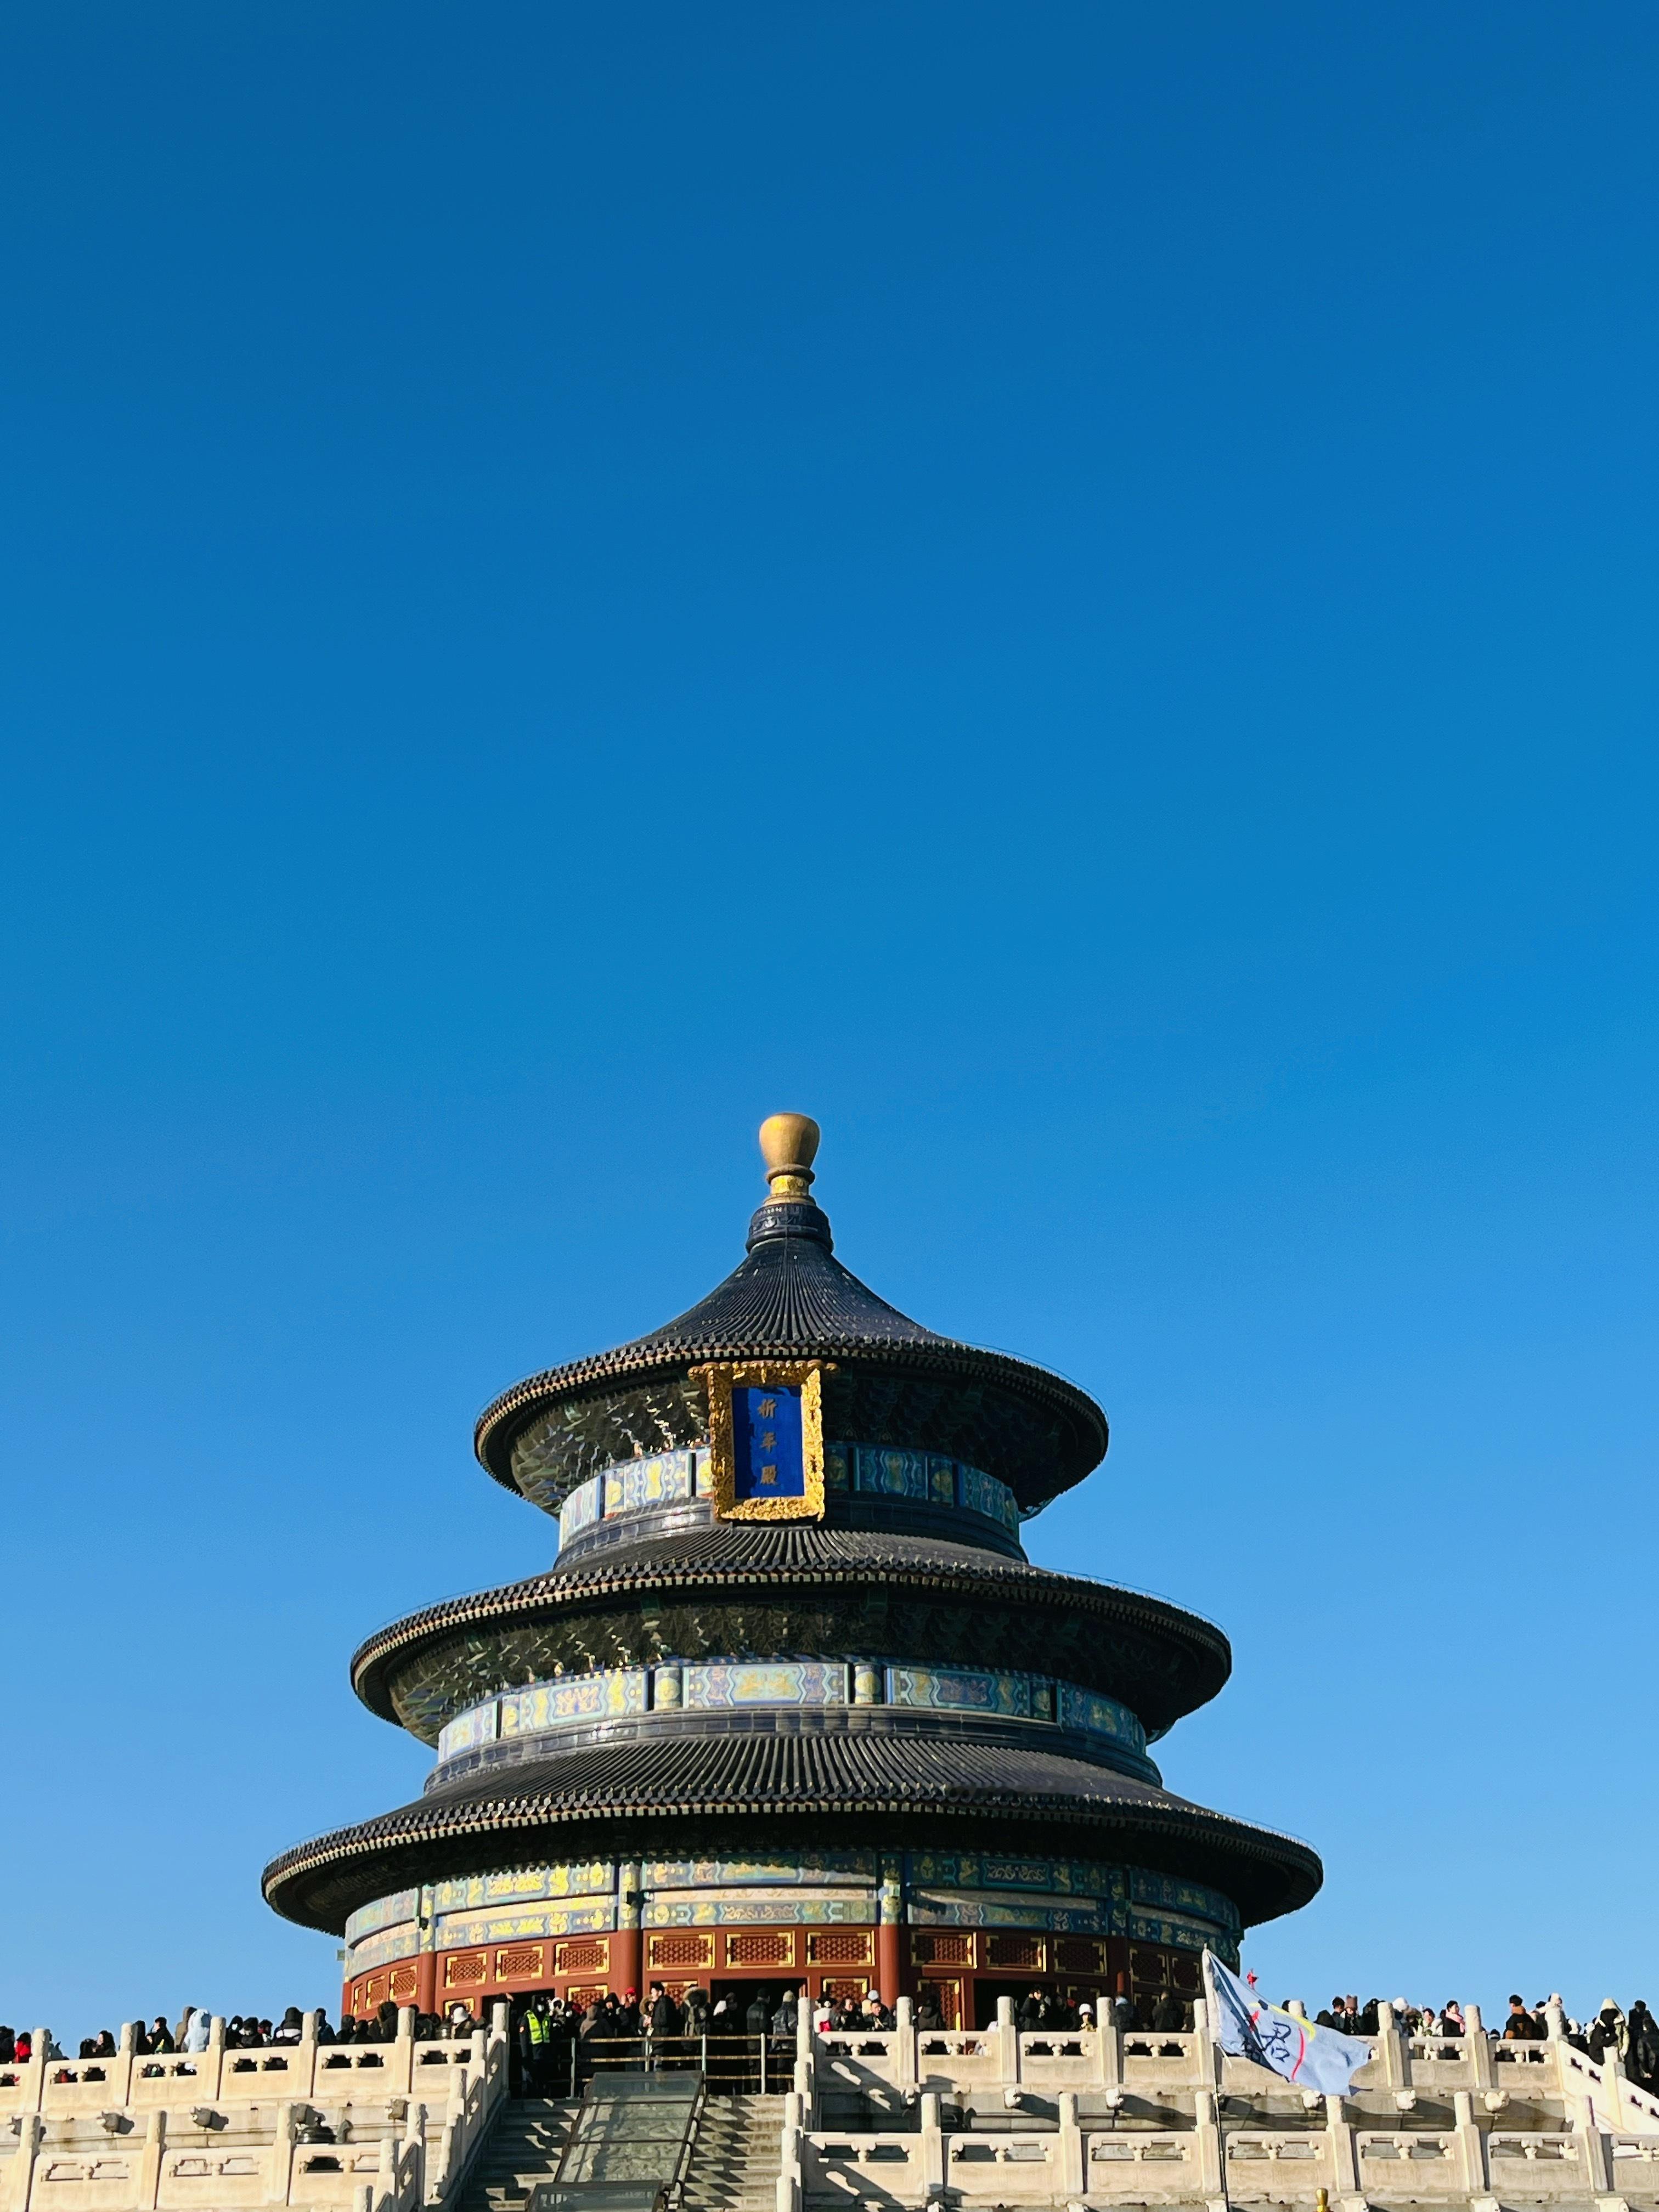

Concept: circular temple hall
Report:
left=263, top=1116, right=1321, bottom=2030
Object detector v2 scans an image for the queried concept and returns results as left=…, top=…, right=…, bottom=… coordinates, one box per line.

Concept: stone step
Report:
left=456, top=2100, right=579, bottom=2212
left=681, top=2089, right=785, bottom=2212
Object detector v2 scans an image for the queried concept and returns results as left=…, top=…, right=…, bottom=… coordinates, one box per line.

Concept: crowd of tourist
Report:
left=1311, top=1993, right=1659, bottom=2091
left=507, top=1983, right=810, bottom=2094
left=505, top=1979, right=1193, bottom=2090
left=1009, top=1989, right=1189, bottom=2033
left=531, top=1985, right=838, bottom=2072
left=9, top=1985, right=1659, bottom=2096
left=0, top=2004, right=490, bottom=2077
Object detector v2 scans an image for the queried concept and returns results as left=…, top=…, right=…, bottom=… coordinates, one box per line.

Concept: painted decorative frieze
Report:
left=603, top=1448, right=708, bottom=1518
left=646, top=1851, right=877, bottom=1888
left=955, top=1462, right=1020, bottom=1532
left=343, top=1888, right=420, bottom=1944
left=556, top=1447, right=714, bottom=1549
left=906, top=1893, right=1110, bottom=1932
left=886, top=1663, right=1031, bottom=1716
left=1056, top=1681, right=1141, bottom=1747
left=344, top=1922, right=422, bottom=1970
left=644, top=1889, right=877, bottom=1928
left=436, top=1702, right=500, bottom=1760
left=431, top=1863, right=614, bottom=1911
left=680, top=1660, right=850, bottom=1708
left=499, top=1669, right=647, bottom=1735
left=1128, top=1908, right=1236, bottom=1955
left=435, top=1662, right=1147, bottom=1768
left=436, top=1898, right=616, bottom=1949
left=557, top=1477, right=602, bottom=1544
left=1128, top=1867, right=1240, bottom=1932
left=852, top=1446, right=932, bottom=1498
left=552, top=1440, right=1019, bottom=1553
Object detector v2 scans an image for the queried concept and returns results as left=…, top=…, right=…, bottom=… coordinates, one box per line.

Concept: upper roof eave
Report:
left=473, top=1331, right=1108, bottom=1502
left=471, top=1169, right=1111, bottom=1509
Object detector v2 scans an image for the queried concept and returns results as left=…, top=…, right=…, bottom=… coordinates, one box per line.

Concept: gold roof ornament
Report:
left=758, top=1111, right=820, bottom=1202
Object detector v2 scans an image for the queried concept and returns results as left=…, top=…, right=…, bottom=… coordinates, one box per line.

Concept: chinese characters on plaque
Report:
left=731, top=1386, right=805, bottom=1501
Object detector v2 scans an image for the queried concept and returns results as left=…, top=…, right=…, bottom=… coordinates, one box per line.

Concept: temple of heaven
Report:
left=263, top=1115, right=1321, bottom=2030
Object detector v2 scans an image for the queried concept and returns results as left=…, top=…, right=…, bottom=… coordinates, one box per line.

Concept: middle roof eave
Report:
left=348, top=1525, right=1232, bottom=1737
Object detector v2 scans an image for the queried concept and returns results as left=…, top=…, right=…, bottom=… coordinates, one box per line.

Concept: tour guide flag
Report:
left=1203, top=1949, right=1373, bottom=2096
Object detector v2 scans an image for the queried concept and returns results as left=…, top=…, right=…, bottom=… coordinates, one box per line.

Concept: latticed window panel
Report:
left=388, top=1966, right=419, bottom=2003
left=444, top=1951, right=488, bottom=1989
left=496, top=1945, right=546, bottom=1981
left=1054, top=1937, right=1105, bottom=1976
left=555, top=1938, right=611, bottom=1976
left=911, top=1931, right=973, bottom=1967
left=648, top=1932, right=715, bottom=1970
left=805, top=1929, right=872, bottom=1966
left=725, top=1931, right=795, bottom=1967
left=820, top=1976, right=870, bottom=2003
left=985, top=1933, right=1046, bottom=1972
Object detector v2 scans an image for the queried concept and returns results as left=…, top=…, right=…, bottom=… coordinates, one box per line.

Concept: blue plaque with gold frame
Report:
left=692, top=1359, right=831, bottom=1522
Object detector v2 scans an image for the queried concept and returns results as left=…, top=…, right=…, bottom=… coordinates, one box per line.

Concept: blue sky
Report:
left=2, top=2, right=1655, bottom=2037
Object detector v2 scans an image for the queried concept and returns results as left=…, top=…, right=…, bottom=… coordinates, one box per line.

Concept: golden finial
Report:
left=758, top=1113, right=821, bottom=1201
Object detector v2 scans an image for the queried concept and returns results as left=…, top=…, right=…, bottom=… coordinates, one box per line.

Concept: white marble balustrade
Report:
left=0, top=2010, right=509, bottom=2212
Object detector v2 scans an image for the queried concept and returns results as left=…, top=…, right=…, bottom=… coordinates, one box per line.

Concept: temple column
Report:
left=416, top=1884, right=438, bottom=2017
left=877, top=1855, right=903, bottom=2005
left=613, top=1860, right=644, bottom=1999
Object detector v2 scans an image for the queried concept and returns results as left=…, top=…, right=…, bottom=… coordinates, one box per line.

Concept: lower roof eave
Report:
left=263, top=1788, right=1321, bottom=1942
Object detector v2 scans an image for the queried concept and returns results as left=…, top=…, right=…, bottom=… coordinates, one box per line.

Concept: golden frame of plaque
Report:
left=691, top=1358, right=832, bottom=1522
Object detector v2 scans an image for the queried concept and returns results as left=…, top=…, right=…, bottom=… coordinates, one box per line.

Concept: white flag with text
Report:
left=1203, top=1949, right=1373, bottom=2096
